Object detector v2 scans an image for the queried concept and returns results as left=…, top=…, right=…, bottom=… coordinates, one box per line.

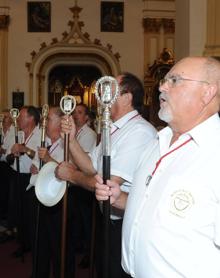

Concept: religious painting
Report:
left=101, top=1, right=124, bottom=32
left=12, top=92, right=24, bottom=109
left=27, top=1, right=51, bottom=32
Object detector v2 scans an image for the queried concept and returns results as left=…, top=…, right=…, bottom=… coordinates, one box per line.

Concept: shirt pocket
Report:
left=154, top=175, right=217, bottom=234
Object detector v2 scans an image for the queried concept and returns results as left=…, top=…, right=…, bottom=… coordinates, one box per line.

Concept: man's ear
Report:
left=202, top=84, right=217, bottom=105
left=122, top=92, right=132, bottom=106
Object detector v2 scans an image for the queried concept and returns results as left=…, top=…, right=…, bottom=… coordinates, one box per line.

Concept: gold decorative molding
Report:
left=143, top=18, right=162, bottom=33
left=0, top=7, right=10, bottom=29
left=162, top=18, right=175, bottom=34
left=143, top=17, right=175, bottom=33
left=0, top=15, right=9, bottom=29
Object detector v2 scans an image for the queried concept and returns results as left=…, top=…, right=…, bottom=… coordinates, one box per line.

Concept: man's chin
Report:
left=158, top=110, right=173, bottom=123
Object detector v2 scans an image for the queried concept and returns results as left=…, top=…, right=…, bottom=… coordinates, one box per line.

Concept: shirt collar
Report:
left=113, top=110, right=139, bottom=129
left=188, top=113, right=220, bottom=147
left=158, top=113, right=220, bottom=150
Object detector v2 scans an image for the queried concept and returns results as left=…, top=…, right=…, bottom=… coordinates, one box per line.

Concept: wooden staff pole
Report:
left=33, top=104, right=49, bottom=278
left=60, top=132, right=69, bottom=278
left=60, top=95, right=76, bottom=278
left=0, top=114, right=3, bottom=147
left=89, top=105, right=102, bottom=278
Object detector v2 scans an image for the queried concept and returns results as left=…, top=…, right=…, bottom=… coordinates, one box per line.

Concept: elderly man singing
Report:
left=96, top=57, right=220, bottom=278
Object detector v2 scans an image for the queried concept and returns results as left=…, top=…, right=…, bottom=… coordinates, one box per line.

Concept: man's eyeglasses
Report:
left=159, top=75, right=210, bottom=88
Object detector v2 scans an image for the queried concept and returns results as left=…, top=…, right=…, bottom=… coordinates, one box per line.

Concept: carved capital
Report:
left=143, top=18, right=162, bottom=33
left=162, top=18, right=175, bottom=34
left=0, top=15, right=9, bottom=29
left=143, top=17, right=175, bottom=34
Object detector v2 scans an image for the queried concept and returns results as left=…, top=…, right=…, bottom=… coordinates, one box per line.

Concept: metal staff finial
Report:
left=94, top=76, right=119, bottom=107
left=60, top=95, right=76, bottom=115
left=94, top=76, right=119, bottom=157
left=10, top=108, right=20, bottom=137
left=41, top=104, right=49, bottom=145
left=10, top=108, right=20, bottom=123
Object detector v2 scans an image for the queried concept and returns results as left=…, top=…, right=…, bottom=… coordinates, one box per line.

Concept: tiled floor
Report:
left=0, top=239, right=91, bottom=278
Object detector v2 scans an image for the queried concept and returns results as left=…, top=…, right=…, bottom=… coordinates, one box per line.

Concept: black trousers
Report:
left=71, top=186, right=93, bottom=254
left=0, top=161, right=12, bottom=219
left=7, top=170, right=31, bottom=250
left=95, top=206, right=130, bottom=278
left=29, top=186, right=75, bottom=278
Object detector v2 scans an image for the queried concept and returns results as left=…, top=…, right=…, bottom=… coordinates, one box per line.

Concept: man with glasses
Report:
left=96, top=57, right=220, bottom=278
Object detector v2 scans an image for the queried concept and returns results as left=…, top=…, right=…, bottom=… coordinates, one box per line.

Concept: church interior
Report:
left=0, top=0, right=219, bottom=277
left=1, top=0, right=217, bottom=126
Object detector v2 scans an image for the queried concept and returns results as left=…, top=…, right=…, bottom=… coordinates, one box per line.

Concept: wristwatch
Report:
left=26, top=149, right=32, bottom=157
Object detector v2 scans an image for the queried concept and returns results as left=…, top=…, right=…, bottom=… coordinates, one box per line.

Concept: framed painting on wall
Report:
left=101, top=1, right=124, bottom=32
left=12, top=92, right=24, bottom=109
left=27, top=1, right=51, bottom=32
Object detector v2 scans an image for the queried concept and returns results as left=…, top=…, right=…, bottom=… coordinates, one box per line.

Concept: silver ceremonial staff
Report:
left=60, top=95, right=76, bottom=278
left=33, top=104, right=49, bottom=278
left=10, top=108, right=20, bottom=172
left=10, top=108, right=26, bottom=261
left=94, top=76, right=119, bottom=278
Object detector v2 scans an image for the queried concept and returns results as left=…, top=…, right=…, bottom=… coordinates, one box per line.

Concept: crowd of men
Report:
left=1, top=56, right=220, bottom=278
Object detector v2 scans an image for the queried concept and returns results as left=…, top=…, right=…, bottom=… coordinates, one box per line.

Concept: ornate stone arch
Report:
left=26, top=2, right=121, bottom=106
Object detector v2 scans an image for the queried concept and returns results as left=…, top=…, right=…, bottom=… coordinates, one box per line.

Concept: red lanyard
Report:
left=25, top=132, right=34, bottom=145
left=146, top=137, right=192, bottom=187
left=76, top=127, right=83, bottom=139
left=111, top=113, right=140, bottom=136
left=49, top=142, right=59, bottom=155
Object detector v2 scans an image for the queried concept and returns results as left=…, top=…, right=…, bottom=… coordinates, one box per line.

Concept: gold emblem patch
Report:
left=169, top=189, right=194, bottom=218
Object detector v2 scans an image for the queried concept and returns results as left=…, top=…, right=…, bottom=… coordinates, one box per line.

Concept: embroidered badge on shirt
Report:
left=169, top=189, right=194, bottom=218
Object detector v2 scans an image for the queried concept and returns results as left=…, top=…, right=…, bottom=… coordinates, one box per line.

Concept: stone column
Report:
left=175, top=0, right=207, bottom=60
left=204, top=0, right=220, bottom=56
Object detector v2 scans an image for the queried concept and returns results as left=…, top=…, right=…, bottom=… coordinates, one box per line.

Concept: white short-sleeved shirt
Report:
left=27, top=137, right=64, bottom=190
left=122, top=113, right=220, bottom=278
left=1, top=125, right=14, bottom=161
left=76, top=124, right=97, bottom=153
left=10, top=125, right=41, bottom=173
left=1, top=125, right=24, bottom=161
left=90, top=110, right=157, bottom=219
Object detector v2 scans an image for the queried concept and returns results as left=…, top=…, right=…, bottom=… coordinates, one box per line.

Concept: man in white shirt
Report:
left=28, top=106, right=75, bottom=278
left=55, top=72, right=157, bottom=278
left=0, top=110, right=13, bottom=222
left=6, top=106, right=41, bottom=255
left=74, top=103, right=97, bottom=152
left=95, top=57, right=220, bottom=278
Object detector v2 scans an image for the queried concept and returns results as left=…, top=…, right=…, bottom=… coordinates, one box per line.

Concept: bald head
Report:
left=159, top=56, right=220, bottom=133
left=177, top=56, right=220, bottom=86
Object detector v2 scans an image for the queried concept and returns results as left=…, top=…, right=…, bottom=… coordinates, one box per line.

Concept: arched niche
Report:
left=26, top=2, right=121, bottom=106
